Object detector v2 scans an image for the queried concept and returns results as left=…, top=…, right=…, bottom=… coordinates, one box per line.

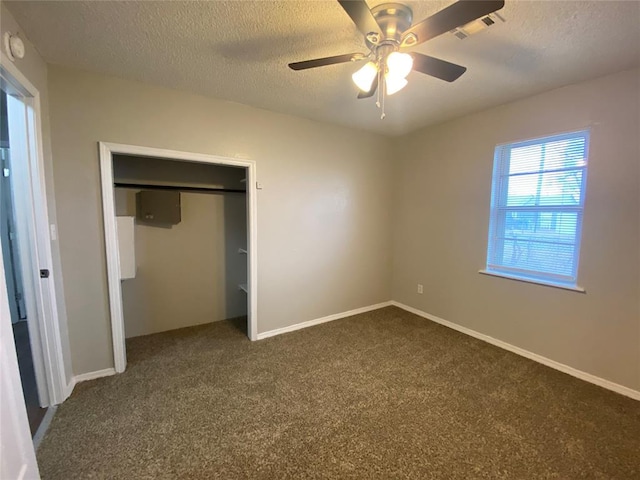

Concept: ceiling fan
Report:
left=288, top=0, right=505, bottom=118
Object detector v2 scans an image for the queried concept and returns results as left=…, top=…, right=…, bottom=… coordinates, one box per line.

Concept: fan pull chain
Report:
left=380, top=72, right=387, bottom=120
left=375, top=67, right=381, bottom=109
left=380, top=69, right=386, bottom=120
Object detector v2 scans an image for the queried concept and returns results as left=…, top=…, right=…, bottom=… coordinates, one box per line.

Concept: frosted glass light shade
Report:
left=352, top=62, right=378, bottom=92
left=385, top=75, right=408, bottom=95
left=386, top=52, right=413, bottom=79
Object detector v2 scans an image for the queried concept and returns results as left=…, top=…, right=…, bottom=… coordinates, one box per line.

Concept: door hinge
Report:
left=39, top=269, right=50, bottom=278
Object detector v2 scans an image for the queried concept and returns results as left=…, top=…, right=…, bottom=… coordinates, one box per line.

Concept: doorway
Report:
left=99, top=143, right=258, bottom=373
left=1, top=55, right=69, bottom=417
left=0, top=86, right=47, bottom=434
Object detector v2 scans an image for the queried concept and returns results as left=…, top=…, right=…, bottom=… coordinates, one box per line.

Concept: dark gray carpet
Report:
left=37, top=307, right=640, bottom=479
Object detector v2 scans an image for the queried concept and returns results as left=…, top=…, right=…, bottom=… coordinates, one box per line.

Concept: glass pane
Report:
left=508, top=137, right=586, bottom=175
left=539, top=170, right=583, bottom=206
left=506, top=173, right=539, bottom=206
left=506, top=171, right=583, bottom=207
left=500, top=239, right=575, bottom=277
left=504, top=211, right=579, bottom=241
left=509, top=145, right=541, bottom=174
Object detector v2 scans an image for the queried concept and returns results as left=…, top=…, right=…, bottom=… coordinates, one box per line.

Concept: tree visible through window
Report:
left=485, top=130, right=589, bottom=287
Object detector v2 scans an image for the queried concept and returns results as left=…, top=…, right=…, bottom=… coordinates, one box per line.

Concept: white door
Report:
left=0, top=249, right=40, bottom=479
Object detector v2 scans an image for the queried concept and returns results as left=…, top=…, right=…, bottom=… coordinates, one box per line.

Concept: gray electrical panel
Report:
left=136, top=190, right=181, bottom=226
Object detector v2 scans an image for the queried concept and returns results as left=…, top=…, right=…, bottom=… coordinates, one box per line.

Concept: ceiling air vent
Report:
left=451, top=12, right=505, bottom=39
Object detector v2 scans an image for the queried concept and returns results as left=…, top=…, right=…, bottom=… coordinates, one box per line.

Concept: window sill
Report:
left=478, top=270, right=586, bottom=293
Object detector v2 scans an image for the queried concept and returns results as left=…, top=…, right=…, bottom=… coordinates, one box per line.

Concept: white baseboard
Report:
left=256, top=301, right=393, bottom=340
left=391, top=301, right=640, bottom=401
left=74, top=367, right=116, bottom=383
left=64, top=378, right=76, bottom=400
left=65, top=368, right=117, bottom=399
left=33, top=405, right=57, bottom=450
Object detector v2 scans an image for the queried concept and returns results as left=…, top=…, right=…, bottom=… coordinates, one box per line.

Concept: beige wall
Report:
left=47, top=65, right=393, bottom=375
left=0, top=2, right=72, bottom=385
left=116, top=191, right=247, bottom=338
left=392, top=68, right=640, bottom=391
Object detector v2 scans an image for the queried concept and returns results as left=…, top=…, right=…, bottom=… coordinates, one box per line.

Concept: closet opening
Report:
left=99, top=143, right=257, bottom=373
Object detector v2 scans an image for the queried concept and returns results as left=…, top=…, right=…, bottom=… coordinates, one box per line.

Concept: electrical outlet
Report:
left=417, top=284, right=423, bottom=294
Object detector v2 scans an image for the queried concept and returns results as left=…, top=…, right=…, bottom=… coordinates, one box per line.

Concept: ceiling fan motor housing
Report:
left=368, top=3, right=413, bottom=48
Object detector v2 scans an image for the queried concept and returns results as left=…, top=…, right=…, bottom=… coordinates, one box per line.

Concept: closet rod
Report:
left=114, top=182, right=246, bottom=195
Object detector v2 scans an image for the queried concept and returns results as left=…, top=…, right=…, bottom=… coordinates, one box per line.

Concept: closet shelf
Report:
left=238, top=248, right=247, bottom=254
left=114, top=182, right=246, bottom=195
left=239, top=283, right=248, bottom=293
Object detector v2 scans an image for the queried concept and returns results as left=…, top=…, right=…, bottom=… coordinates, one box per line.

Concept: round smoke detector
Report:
left=4, top=32, right=25, bottom=61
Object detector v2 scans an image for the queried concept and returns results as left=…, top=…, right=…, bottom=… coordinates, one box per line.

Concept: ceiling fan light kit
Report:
left=385, top=75, right=407, bottom=96
left=386, top=52, right=413, bottom=79
left=289, top=0, right=505, bottom=119
left=352, top=61, right=378, bottom=92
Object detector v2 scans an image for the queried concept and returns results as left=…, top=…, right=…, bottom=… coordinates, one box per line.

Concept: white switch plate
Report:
left=417, top=284, right=423, bottom=294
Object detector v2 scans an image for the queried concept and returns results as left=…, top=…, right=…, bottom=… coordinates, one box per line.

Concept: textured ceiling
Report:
left=5, top=1, right=640, bottom=136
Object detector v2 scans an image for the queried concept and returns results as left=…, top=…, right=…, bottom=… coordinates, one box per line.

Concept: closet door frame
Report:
left=98, top=142, right=258, bottom=373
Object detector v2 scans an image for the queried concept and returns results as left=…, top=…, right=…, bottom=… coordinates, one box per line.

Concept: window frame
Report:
left=483, top=130, right=590, bottom=291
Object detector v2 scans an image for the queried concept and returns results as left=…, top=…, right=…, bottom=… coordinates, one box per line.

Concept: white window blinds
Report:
left=486, top=130, right=589, bottom=287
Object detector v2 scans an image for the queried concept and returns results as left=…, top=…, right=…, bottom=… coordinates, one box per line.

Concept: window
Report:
left=485, top=130, right=589, bottom=289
